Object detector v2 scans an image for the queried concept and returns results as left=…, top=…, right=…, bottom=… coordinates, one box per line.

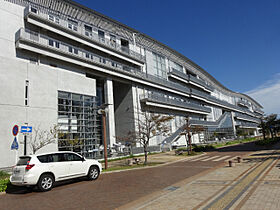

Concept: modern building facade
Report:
left=0, top=0, right=264, bottom=168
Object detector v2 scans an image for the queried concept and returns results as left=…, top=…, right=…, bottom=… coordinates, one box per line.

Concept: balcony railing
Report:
left=235, top=121, right=259, bottom=128
left=235, top=113, right=261, bottom=123
left=24, top=6, right=145, bottom=62
left=140, top=93, right=211, bottom=113
left=237, top=99, right=250, bottom=108
left=168, top=68, right=214, bottom=91
left=16, top=28, right=192, bottom=96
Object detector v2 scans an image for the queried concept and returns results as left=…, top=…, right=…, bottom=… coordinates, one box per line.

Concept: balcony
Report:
left=235, top=113, right=261, bottom=124
left=24, top=6, right=145, bottom=63
left=237, top=99, right=250, bottom=108
left=16, top=28, right=191, bottom=96
left=168, top=68, right=214, bottom=92
left=253, top=107, right=264, bottom=115
left=235, top=121, right=259, bottom=128
left=140, top=93, right=211, bottom=114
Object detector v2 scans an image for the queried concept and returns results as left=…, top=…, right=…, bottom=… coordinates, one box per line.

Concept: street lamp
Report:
left=97, top=103, right=111, bottom=169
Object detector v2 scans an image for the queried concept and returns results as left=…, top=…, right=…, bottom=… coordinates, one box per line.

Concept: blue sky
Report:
left=76, top=0, right=280, bottom=114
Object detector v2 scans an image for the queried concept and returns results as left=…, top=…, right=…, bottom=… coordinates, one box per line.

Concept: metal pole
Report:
left=186, top=117, right=192, bottom=154
left=24, top=135, right=27, bottom=155
left=102, top=112, right=108, bottom=169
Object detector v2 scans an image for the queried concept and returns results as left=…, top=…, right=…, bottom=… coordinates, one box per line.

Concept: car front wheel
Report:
left=37, top=174, right=54, bottom=192
left=87, top=166, right=99, bottom=180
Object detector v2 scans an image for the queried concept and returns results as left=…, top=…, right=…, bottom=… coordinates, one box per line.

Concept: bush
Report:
left=193, top=145, right=215, bottom=152
left=255, top=137, right=279, bottom=146
left=0, top=179, right=10, bottom=192
left=0, top=171, right=10, bottom=180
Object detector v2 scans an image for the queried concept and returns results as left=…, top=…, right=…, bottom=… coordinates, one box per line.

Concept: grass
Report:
left=0, top=171, right=10, bottom=192
left=103, top=162, right=163, bottom=172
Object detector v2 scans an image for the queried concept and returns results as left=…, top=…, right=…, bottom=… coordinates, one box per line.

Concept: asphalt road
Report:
left=0, top=142, right=265, bottom=210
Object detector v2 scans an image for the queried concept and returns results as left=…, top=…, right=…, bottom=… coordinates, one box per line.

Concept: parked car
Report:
left=10, top=151, right=102, bottom=192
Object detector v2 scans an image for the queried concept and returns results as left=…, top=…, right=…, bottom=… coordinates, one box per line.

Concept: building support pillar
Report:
left=104, top=78, right=116, bottom=148
left=231, top=112, right=237, bottom=138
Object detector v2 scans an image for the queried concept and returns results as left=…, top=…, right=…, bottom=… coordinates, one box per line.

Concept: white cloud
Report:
left=246, top=73, right=280, bottom=115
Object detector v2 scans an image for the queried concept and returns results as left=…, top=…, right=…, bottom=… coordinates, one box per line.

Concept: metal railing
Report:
left=140, top=92, right=211, bottom=113
left=24, top=6, right=145, bottom=62
left=235, top=121, right=259, bottom=128
left=235, top=112, right=261, bottom=123
left=169, top=68, right=214, bottom=91
left=16, top=28, right=192, bottom=96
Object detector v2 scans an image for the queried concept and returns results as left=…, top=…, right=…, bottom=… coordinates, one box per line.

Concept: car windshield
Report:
left=17, top=157, right=31, bottom=166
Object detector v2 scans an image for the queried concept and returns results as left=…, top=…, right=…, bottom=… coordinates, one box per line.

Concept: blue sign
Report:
left=11, top=137, right=19, bottom=150
left=21, top=126, right=32, bottom=133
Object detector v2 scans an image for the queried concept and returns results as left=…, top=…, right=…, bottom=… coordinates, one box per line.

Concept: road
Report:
left=0, top=142, right=264, bottom=210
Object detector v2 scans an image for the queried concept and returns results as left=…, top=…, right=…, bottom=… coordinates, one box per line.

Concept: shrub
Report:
left=0, top=179, right=10, bottom=192
left=193, top=145, right=215, bottom=152
left=255, top=137, right=279, bottom=146
left=0, top=171, right=10, bottom=180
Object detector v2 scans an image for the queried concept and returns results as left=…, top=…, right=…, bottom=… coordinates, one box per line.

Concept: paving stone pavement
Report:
left=120, top=149, right=280, bottom=210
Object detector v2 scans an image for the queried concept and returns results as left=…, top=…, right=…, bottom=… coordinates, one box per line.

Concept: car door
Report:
left=66, top=153, right=88, bottom=177
left=47, top=153, right=71, bottom=180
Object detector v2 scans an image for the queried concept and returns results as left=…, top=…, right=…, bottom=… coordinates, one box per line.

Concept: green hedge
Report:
left=0, top=179, right=10, bottom=192
left=255, top=137, right=279, bottom=146
left=193, top=145, right=215, bottom=152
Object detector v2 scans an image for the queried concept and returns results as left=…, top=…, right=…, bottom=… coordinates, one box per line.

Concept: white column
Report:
left=231, top=112, right=237, bottom=138
left=104, top=78, right=116, bottom=147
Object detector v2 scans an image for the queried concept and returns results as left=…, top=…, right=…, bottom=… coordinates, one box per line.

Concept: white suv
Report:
left=10, top=151, right=102, bottom=192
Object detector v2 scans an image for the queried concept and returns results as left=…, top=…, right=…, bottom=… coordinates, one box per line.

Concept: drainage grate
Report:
left=165, top=186, right=179, bottom=191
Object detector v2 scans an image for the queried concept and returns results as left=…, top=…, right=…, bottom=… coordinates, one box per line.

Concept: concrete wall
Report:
left=114, top=82, right=135, bottom=141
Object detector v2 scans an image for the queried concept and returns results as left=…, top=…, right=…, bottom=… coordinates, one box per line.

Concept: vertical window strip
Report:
left=25, top=80, right=29, bottom=106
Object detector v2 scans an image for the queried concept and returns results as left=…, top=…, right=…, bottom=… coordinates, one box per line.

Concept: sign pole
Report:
left=24, top=135, right=27, bottom=155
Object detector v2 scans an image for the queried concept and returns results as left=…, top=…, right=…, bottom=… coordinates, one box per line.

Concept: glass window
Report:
left=57, top=91, right=101, bottom=159
left=55, top=42, right=60, bottom=48
left=68, top=46, right=73, bottom=53
left=153, top=52, right=167, bottom=79
left=17, top=157, right=31, bottom=166
left=49, top=39, right=54, bottom=47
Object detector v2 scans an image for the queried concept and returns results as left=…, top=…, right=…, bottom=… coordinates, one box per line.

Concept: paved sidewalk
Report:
left=120, top=148, right=280, bottom=210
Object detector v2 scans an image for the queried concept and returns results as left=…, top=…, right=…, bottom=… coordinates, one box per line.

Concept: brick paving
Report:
left=121, top=146, right=280, bottom=210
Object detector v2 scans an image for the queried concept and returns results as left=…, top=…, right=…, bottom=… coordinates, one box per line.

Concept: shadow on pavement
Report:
left=6, top=177, right=89, bottom=194
left=215, top=141, right=280, bottom=153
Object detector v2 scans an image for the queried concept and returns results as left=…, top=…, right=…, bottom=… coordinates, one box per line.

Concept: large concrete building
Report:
left=0, top=0, right=264, bottom=168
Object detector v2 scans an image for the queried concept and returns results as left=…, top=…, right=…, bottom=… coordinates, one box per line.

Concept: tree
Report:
left=259, top=114, right=278, bottom=140
left=29, top=125, right=59, bottom=154
left=124, top=111, right=173, bottom=165
left=180, top=117, right=205, bottom=154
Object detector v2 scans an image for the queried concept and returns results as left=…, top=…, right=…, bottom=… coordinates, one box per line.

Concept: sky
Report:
left=75, top=0, right=280, bottom=115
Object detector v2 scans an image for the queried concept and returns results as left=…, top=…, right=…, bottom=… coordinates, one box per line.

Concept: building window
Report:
left=48, top=14, right=60, bottom=24
left=30, top=7, right=37, bottom=14
left=68, top=19, right=78, bottom=31
left=170, top=61, right=183, bottom=72
left=25, top=80, right=29, bottom=106
left=98, top=30, right=105, bottom=43
left=49, top=39, right=60, bottom=48
left=49, top=39, right=54, bottom=47
left=73, top=48, right=78, bottom=55
left=121, top=39, right=129, bottom=53
left=110, top=34, right=116, bottom=47
left=84, top=25, right=92, bottom=37
left=153, top=52, right=167, bottom=79
left=57, top=91, right=101, bottom=159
